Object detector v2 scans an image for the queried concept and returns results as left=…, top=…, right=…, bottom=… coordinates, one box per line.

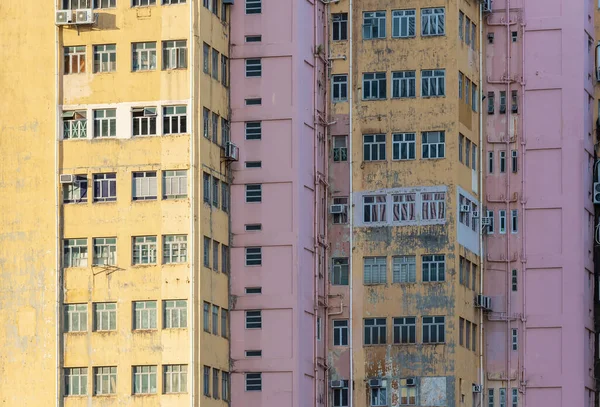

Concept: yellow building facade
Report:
left=327, top=0, right=483, bottom=405
left=0, top=1, right=232, bottom=405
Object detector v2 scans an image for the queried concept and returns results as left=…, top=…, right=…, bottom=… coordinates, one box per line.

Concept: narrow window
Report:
left=465, top=140, right=471, bottom=167
left=458, top=134, right=464, bottom=163
left=332, top=74, right=348, bottom=102
left=221, top=309, right=228, bottom=337
left=211, top=112, right=219, bottom=143
left=472, top=84, right=478, bottom=112
left=459, top=72, right=463, bottom=99
left=487, top=91, right=495, bottom=114
left=512, top=328, right=518, bottom=350
left=459, top=317, right=464, bottom=346
left=332, top=13, right=348, bottom=41
left=332, top=258, right=349, bottom=285
left=203, top=237, right=210, bottom=267
left=471, top=142, right=477, bottom=170
left=488, top=389, right=494, bottom=407
left=511, top=90, right=518, bottom=113
left=472, top=323, right=477, bottom=351
left=459, top=12, right=464, bottom=41
left=333, top=136, right=348, bottom=162
left=203, top=43, right=210, bottom=74
left=245, top=350, right=262, bottom=357
left=511, top=209, right=518, bottom=233
left=203, top=302, right=210, bottom=332
left=511, top=150, right=518, bottom=173
left=203, top=366, right=210, bottom=396
left=486, top=210, right=494, bottom=234
left=222, top=372, right=230, bottom=401
left=221, top=55, right=228, bottom=86
left=203, top=108, right=210, bottom=138
left=511, top=388, right=518, bottom=407
left=212, top=241, right=219, bottom=272
left=333, top=320, right=349, bottom=346
left=499, top=91, right=506, bottom=113
left=212, top=176, right=219, bottom=206
left=499, top=151, right=506, bottom=173
left=203, top=172, right=210, bottom=203
left=212, top=305, right=219, bottom=335
left=511, top=269, right=518, bottom=291
left=465, top=79, right=470, bottom=105
left=465, top=16, right=471, bottom=45
left=466, top=320, right=471, bottom=349
left=212, top=49, right=219, bottom=80
left=488, top=151, right=494, bottom=174
left=245, top=287, right=262, bottom=294
left=499, top=210, right=506, bottom=234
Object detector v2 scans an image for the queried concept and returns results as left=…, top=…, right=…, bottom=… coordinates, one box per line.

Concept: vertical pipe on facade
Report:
left=504, top=0, right=512, bottom=391
left=313, top=1, right=320, bottom=405
left=519, top=11, right=527, bottom=404
left=478, top=3, right=485, bottom=407
left=323, top=5, right=331, bottom=407
left=54, top=6, right=61, bottom=406
left=188, top=2, right=195, bottom=405
left=347, top=0, right=354, bottom=403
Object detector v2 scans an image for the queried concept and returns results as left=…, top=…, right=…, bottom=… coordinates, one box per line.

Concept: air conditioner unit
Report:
left=593, top=182, right=600, bottom=204
left=473, top=384, right=483, bottom=393
left=460, top=204, right=471, bottom=213
left=406, top=378, right=416, bottom=387
left=330, top=204, right=347, bottom=214
left=481, top=217, right=492, bottom=226
left=330, top=380, right=343, bottom=388
left=368, top=379, right=382, bottom=388
left=476, top=294, right=492, bottom=311
left=472, top=210, right=480, bottom=218
left=482, top=0, right=492, bottom=13
left=224, top=141, right=239, bottom=161
left=60, top=174, right=74, bottom=184
left=75, top=8, right=95, bottom=24
left=223, top=0, right=234, bottom=3
left=56, top=10, right=72, bottom=25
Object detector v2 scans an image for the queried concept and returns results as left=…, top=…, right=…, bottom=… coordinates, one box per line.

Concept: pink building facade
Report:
left=483, top=1, right=596, bottom=406
left=228, top=0, right=329, bottom=405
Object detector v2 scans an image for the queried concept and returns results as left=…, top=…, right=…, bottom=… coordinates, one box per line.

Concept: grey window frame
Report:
left=132, top=235, right=157, bottom=265
left=212, top=49, right=219, bottom=80
left=164, top=365, right=187, bottom=394
left=64, top=238, right=88, bottom=267
left=162, top=40, right=187, bottom=70
left=133, top=0, right=156, bottom=5
left=392, top=255, right=416, bottom=283
left=333, top=380, right=349, bottom=407
left=421, top=7, right=445, bottom=36
left=65, top=367, right=88, bottom=396
left=371, top=387, right=388, bottom=406
left=163, top=170, right=187, bottom=199
left=65, top=303, right=87, bottom=332
left=422, top=316, right=445, bottom=343
left=332, top=74, right=348, bottom=102
left=203, top=172, right=211, bottom=203
left=203, top=302, right=210, bottom=332
left=421, top=131, right=445, bottom=159
left=363, top=195, right=387, bottom=223
left=94, top=367, right=116, bottom=395
left=422, top=254, right=445, bottom=282
left=393, top=316, right=416, bottom=344
left=392, top=71, right=416, bottom=98
left=203, top=237, right=210, bottom=267
left=363, top=11, right=386, bottom=39
left=333, top=136, right=348, bottom=162
left=221, top=55, right=228, bottom=86
left=212, top=240, right=219, bottom=271
left=421, top=69, right=445, bottom=97
left=392, top=9, right=416, bottom=38
left=163, top=235, right=187, bottom=263
left=94, top=0, right=115, bottom=7
left=203, top=43, right=210, bottom=74
left=132, top=171, right=157, bottom=200
left=92, top=237, right=117, bottom=265
left=332, top=258, right=349, bottom=285
left=362, top=72, right=387, bottom=100
left=132, top=107, right=157, bottom=136
left=212, top=112, right=219, bottom=143
left=363, top=134, right=386, bottom=161
left=332, top=13, right=348, bottom=41
left=363, top=256, right=387, bottom=285
left=392, top=132, right=416, bottom=160
left=63, top=175, right=88, bottom=203
left=212, top=305, right=219, bottom=335
left=163, top=106, right=187, bottom=135
left=364, top=317, right=386, bottom=345
left=203, top=366, right=210, bottom=396
left=133, top=365, right=157, bottom=395
left=94, top=302, right=116, bottom=331
left=333, top=319, right=349, bottom=346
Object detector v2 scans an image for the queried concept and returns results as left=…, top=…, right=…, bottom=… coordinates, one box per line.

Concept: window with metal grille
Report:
left=393, top=256, right=416, bottom=283
left=363, top=11, right=386, bottom=39
left=362, top=73, right=387, bottom=100
left=132, top=42, right=157, bottom=71
left=363, top=134, right=386, bottom=161
left=245, top=184, right=262, bottom=203
left=332, top=13, right=348, bottom=41
left=65, top=304, right=87, bottom=332
left=133, top=301, right=157, bottom=330
left=422, top=316, right=445, bottom=343
left=164, top=365, right=187, bottom=394
left=364, top=318, right=386, bottom=345
left=93, top=44, right=116, bottom=73
left=421, top=131, right=445, bottom=159
left=64, top=46, right=86, bottom=74
left=93, top=237, right=116, bottom=265
left=421, top=8, right=445, bottom=36
left=393, top=317, right=416, bottom=344
left=65, top=367, right=88, bottom=396
left=93, top=109, right=116, bottom=138
left=332, top=75, right=348, bottom=102
left=164, top=300, right=187, bottom=328
left=64, top=238, right=88, bottom=267
left=392, top=9, right=415, bottom=38
left=331, top=258, right=349, bottom=285
left=94, top=302, right=116, bottom=331
left=132, top=171, right=157, bottom=200
left=245, top=310, right=262, bottom=329
left=364, top=257, right=387, bottom=285
left=245, top=247, right=262, bottom=266
left=63, top=111, right=88, bottom=139
left=392, top=132, right=415, bottom=160
left=422, top=255, right=445, bottom=282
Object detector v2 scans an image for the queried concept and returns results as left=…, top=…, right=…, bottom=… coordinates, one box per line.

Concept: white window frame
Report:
left=245, top=247, right=262, bottom=266
left=332, top=74, right=348, bottom=102
left=133, top=0, right=157, bottom=5
left=392, top=71, right=416, bottom=98
left=164, top=300, right=187, bottom=328
left=164, top=365, right=187, bottom=394
left=133, top=365, right=157, bottom=395
left=422, top=254, right=445, bottom=282
left=94, top=302, right=116, bottom=331
left=422, top=131, right=445, bottom=159
left=132, top=171, right=157, bottom=200
left=420, top=191, right=445, bottom=221
left=363, top=195, right=387, bottom=223
left=362, top=72, right=387, bottom=100
left=162, top=40, right=187, bottom=70
left=163, top=170, right=187, bottom=199
left=65, top=303, right=87, bottom=332
left=245, top=310, right=262, bottom=329
left=63, top=111, right=87, bottom=139
left=94, top=367, right=116, bottom=395
left=332, top=380, right=349, bottom=407
left=421, top=7, right=445, bottom=36
left=63, top=0, right=91, bottom=9
left=245, top=0, right=261, bottom=14
left=134, top=300, right=157, bottom=330
left=64, top=238, right=88, bottom=267
left=132, top=107, right=157, bottom=136
left=93, top=237, right=117, bottom=265
left=363, top=256, right=387, bottom=285
left=93, top=44, right=116, bottom=73
left=332, top=257, right=349, bottom=285
left=245, top=121, right=262, bottom=140
left=94, top=0, right=116, bottom=7
left=333, top=320, right=349, bottom=346
left=333, top=136, right=348, bottom=162
left=245, top=373, right=262, bottom=391
left=393, top=256, right=416, bottom=283
left=422, top=316, right=445, bottom=343
left=499, top=210, right=507, bottom=234
left=64, top=45, right=86, bottom=74
left=363, top=11, right=386, bottom=39
left=163, top=235, right=187, bottom=264
left=392, top=193, right=416, bottom=223
left=163, top=106, right=187, bottom=135
left=245, top=184, right=262, bottom=203
left=65, top=367, right=88, bottom=396
left=363, top=134, right=386, bottom=161
left=93, top=109, right=116, bottom=138
left=132, top=236, right=157, bottom=264
left=245, top=58, right=262, bottom=77
left=132, top=42, right=157, bottom=71
left=486, top=210, right=495, bottom=234
left=421, top=69, right=445, bottom=97
left=392, top=9, right=416, bottom=38
left=511, top=209, right=518, bottom=234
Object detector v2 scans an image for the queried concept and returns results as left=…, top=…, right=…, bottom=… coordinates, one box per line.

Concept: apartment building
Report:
left=0, top=0, right=233, bottom=405
left=326, top=0, right=483, bottom=406
left=483, top=1, right=596, bottom=407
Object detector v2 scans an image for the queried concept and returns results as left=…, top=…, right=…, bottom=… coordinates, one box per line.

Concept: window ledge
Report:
left=363, top=343, right=388, bottom=347
left=422, top=342, right=446, bottom=345
left=64, top=331, right=87, bottom=335
left=93, top=330, right=117, bottom=334
left=131, top=264, right=158, bottom=268
left=162, top=262, right=188, bottom=267
left=132, top=329, right=158, bottom=333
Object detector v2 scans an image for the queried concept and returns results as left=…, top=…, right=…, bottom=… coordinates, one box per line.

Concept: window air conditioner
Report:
left=482, top=0, right=492, bottom=13
left=56, top=10, right=72, bottom=25
left=476, top=294, right=492, bottom=311
left=473, top=384, right=483, bottom=393
left=368, top=379, right=382, bottom=388
left=330, top=204, right=347, bottom=214
left=75, top=9, right=95, bottom=24
left=60, top=174, right=74, bottom=184
left=460, top=204, right=471, bottom=213
left=330, top=380, right=343, bottom=388
left=471, top=210, right=480, bottom=218
left=594, top=183, right=600, bottom=204
left=406, top=378, right=416, bottom=387
left=480, top=217, right=492, bottom=226
left=224, top=141, right=239, bottom=161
